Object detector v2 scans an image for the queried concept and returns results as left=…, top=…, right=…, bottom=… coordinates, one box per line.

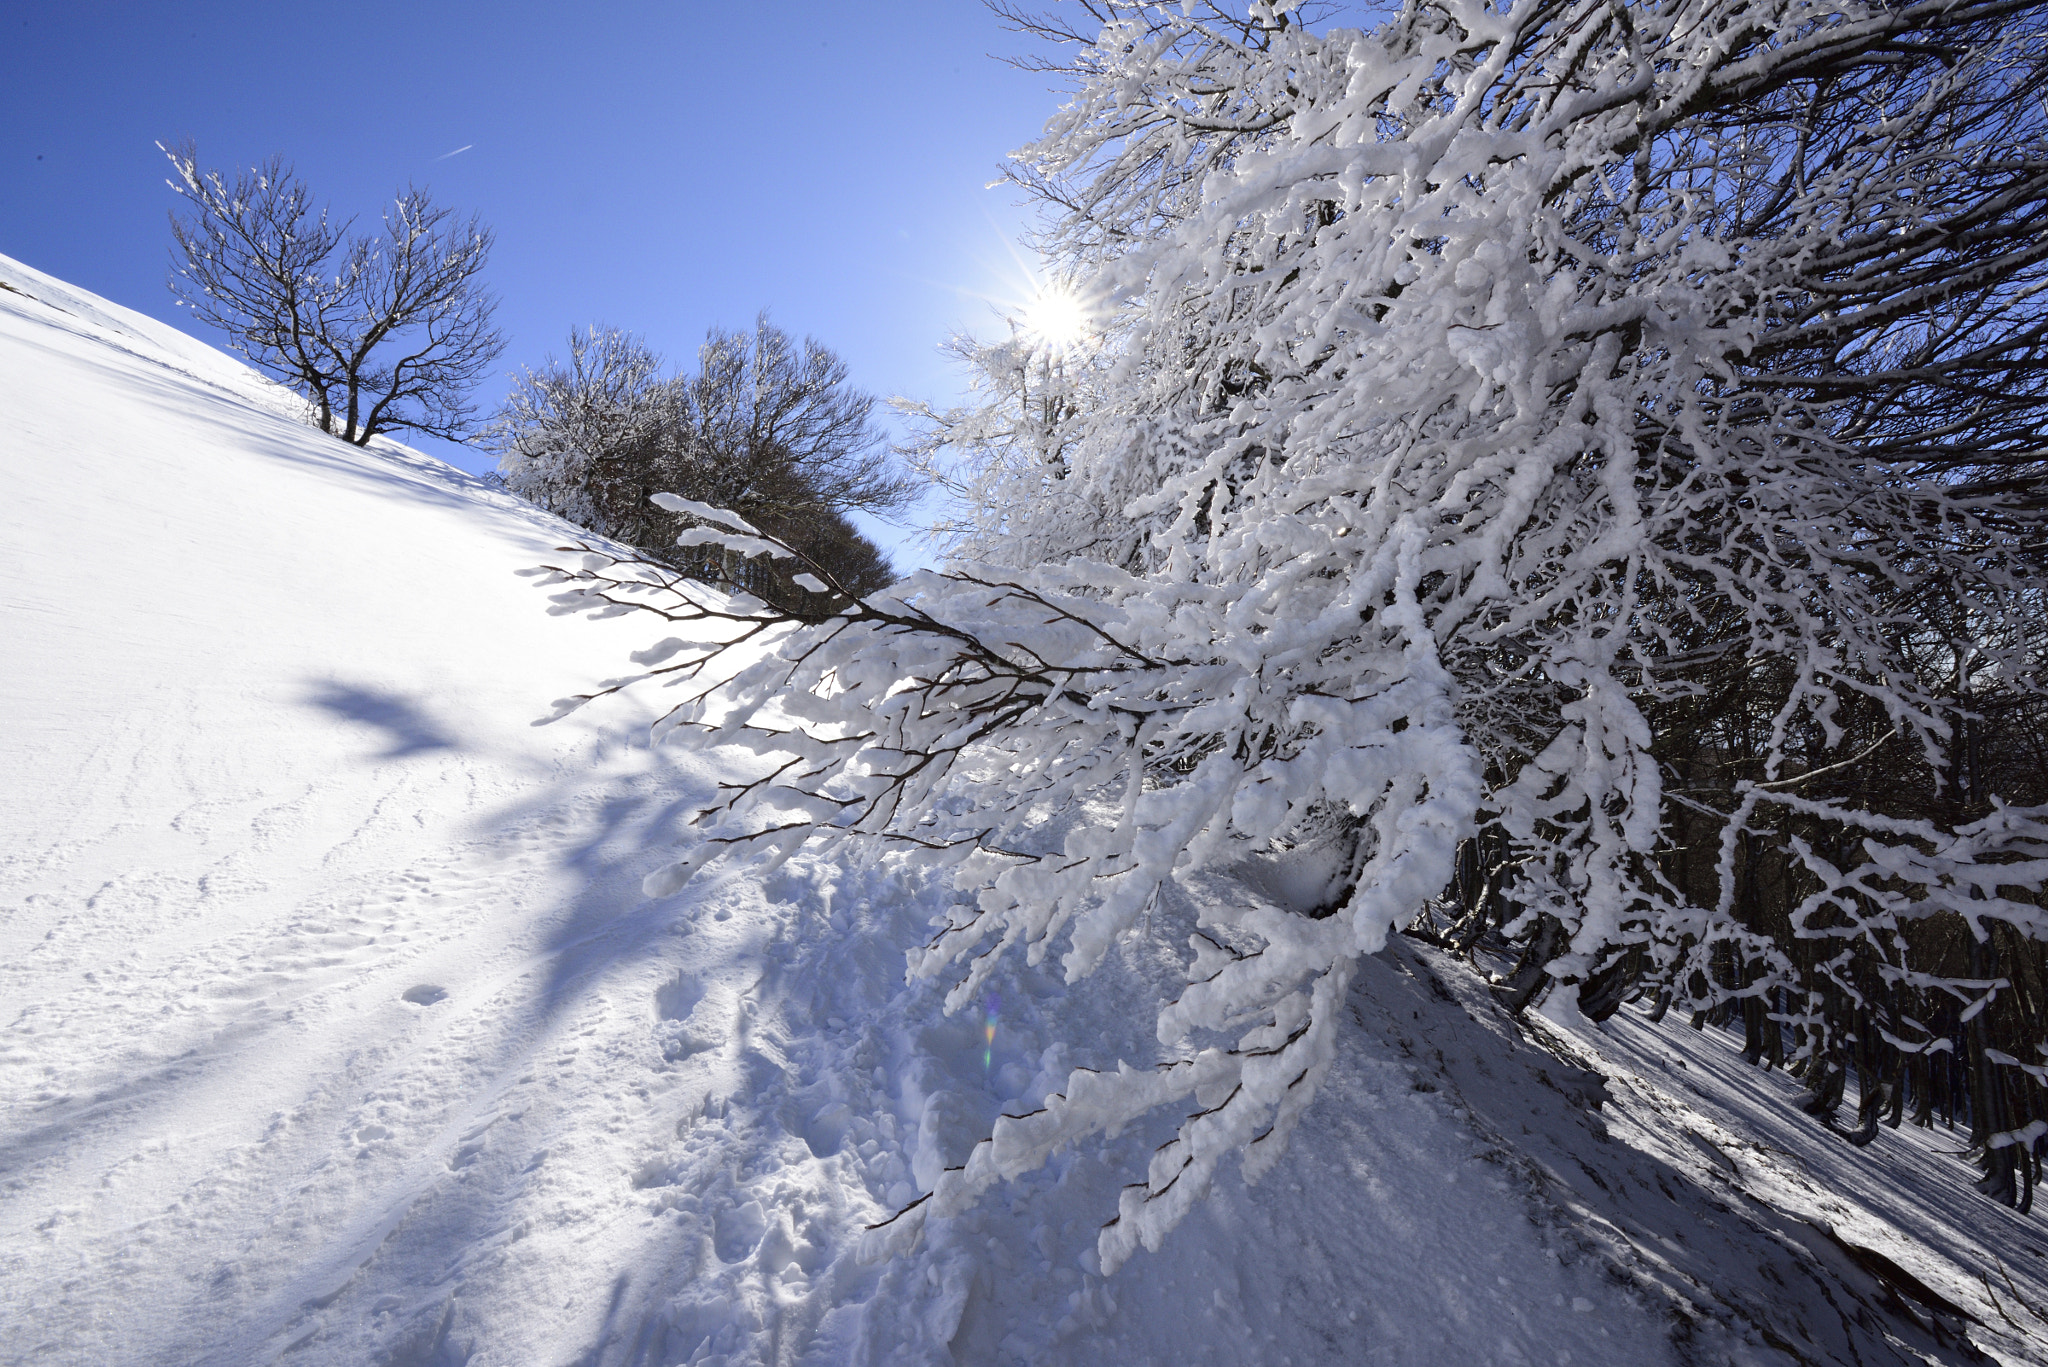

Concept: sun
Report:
left=1019, top=283, right=1092, bottom=356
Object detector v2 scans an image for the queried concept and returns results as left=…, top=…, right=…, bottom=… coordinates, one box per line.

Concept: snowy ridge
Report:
left=0, top=252, right=281, bottom=406
left=0, top=256, right=2039, bottom=1365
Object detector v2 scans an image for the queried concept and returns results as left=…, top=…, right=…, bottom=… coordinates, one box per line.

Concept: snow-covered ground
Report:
left=2, top=255, right=2041, bottom=1366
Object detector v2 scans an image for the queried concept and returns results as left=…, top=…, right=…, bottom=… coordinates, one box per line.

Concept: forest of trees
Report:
left=532, top=0, right=2048, bottom=1264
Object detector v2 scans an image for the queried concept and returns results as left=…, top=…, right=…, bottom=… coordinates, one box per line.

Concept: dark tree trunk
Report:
left=1495, top=913, right=1567, bottom=1014
left=1577, top=952, right=1636, bottom=1023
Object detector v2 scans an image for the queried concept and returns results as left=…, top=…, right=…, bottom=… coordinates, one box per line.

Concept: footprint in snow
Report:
left=655, top=971, right=712, bottom=1059
left=714, top=1200, right=767, bottom=1263
left=655, top=970, right=703, bottom=1021
left=402, top=984, right=447, bottom=1006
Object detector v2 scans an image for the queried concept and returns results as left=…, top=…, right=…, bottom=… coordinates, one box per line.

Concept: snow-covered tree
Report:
left=535, top=0, right=2048, bottom=1256
left=492, top=326, right=672, bottom=535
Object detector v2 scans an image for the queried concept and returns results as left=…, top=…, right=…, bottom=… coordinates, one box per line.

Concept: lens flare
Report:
left=983, top=993, right=1000, bottom=1072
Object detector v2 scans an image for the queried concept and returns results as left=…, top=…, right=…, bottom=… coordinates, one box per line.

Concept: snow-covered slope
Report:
left=1, top=256, right=2037, bottom=1367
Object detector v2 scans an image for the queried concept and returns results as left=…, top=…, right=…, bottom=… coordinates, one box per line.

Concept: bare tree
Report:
left=490, top=326, right=678, bottom=537
left=677, top=315, right=918, bottom=525
left=163, top=140, right=504, bottom=445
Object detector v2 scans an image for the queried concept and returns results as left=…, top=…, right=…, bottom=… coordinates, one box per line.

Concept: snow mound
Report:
left=1, top=255, right=2034, bottom=1366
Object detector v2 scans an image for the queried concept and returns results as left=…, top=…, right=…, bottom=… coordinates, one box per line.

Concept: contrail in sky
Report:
left=434, top=145, right=473, bottom=161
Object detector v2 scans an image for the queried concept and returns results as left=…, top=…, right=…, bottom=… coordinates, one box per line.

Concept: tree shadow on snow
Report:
left=302, top=680, right=459, bottom=758
left=40, top=332, right=605, bottom=555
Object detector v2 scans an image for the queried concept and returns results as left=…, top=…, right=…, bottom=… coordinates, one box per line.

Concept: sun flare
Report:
left=1020, top=284, right=1092, bottom=355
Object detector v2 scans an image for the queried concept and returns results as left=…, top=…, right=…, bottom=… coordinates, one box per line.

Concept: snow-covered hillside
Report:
left=2, top=256, right=2041, bottom=1366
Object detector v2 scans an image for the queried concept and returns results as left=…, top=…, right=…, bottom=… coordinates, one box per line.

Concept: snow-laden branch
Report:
left=540, top=0, right=2048, bottom=1255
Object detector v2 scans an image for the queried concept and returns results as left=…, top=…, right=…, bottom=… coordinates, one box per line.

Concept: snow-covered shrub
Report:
left=535, top=0, right=2048, bottom=1256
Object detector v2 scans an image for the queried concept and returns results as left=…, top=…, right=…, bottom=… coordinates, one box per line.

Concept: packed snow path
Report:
left=1, top=256, right=2038, bottom=1366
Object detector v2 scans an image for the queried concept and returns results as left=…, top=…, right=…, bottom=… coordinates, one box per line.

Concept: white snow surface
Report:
left=2, top=255, right=2042, bottom=1366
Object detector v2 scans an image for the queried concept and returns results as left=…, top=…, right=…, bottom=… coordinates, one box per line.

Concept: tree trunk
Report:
left=1494, top=913, right=1567, bottom=1014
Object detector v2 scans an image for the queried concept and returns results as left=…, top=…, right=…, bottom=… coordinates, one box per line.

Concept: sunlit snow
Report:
left=1, top=255, right=2040, bottom=1366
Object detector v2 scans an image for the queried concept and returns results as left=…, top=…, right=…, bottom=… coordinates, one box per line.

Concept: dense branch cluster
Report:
left=538, top=0, right=2048, bottom=1263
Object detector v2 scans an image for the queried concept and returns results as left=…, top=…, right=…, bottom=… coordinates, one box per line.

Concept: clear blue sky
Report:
left=1, top=1, right=1076, bottom=566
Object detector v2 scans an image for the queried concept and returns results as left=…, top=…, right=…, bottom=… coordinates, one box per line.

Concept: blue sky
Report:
left=1, top=2, right=1076, bottom=566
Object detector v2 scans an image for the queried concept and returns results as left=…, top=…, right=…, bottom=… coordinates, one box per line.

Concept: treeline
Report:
left=1659, top=633, right=2048, bottom=1208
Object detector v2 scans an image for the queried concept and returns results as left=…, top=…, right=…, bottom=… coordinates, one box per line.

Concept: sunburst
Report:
left=1018, top=281, right=1095, bottom=357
